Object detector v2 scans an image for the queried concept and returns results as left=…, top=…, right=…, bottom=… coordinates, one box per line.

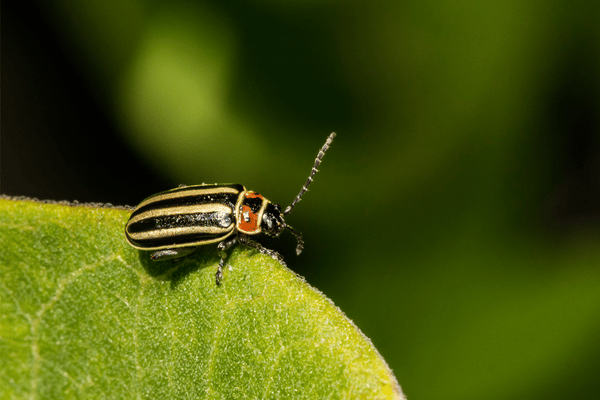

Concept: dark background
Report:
left=3, top=1, right=600, bottom=399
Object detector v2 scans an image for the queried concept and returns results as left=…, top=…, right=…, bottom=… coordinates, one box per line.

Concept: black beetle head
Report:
left=261, top=202, right=304, bottom=255
left=261, top=203, right=285, bottom=237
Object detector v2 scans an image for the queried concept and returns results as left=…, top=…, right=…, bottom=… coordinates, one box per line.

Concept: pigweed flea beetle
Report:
left=125, top=132, right=336, bottom=285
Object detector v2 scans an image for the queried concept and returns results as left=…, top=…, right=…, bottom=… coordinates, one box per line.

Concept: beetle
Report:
left=125, top=132, right=336, bottom=285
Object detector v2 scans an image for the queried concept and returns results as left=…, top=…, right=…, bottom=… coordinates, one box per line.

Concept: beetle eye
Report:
left=265, top=215, right=273, bottom=230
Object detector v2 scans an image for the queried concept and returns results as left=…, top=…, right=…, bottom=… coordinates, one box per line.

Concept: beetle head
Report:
left=261, top=203, right=285, bottom=236
left=262, top=203, right=304, bottom=255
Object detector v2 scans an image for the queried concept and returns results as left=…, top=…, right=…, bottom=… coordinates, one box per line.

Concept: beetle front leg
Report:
left=238, top=234, right=286, bottom=266
left=150, top=247, right=197, bottom=261
left=216, top=235, right=238, bottom=285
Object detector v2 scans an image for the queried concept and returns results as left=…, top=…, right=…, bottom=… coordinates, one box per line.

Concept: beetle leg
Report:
left=238, top=234, right=286, bottom=266
left=215, top=236, right=238, bottom=285
left=150, top=247, right=196, bottom=261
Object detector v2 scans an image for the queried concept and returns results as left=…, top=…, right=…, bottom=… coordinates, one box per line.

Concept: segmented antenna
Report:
left=284, top=224, right=305, bottom=255
left=284, top=132, right=336, bottom=216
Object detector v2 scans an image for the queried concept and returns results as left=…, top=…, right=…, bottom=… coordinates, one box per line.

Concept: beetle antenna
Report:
left=284, top=132, right=336, bottom=216
left=284, top=224, right=304, bottom=255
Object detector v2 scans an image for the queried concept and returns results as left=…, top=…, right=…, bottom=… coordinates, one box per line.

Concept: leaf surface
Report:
left=0, top=197, right=404, bottom=399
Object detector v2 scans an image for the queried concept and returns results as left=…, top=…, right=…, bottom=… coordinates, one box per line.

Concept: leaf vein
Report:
left=29, top=256, right=120, bottom=400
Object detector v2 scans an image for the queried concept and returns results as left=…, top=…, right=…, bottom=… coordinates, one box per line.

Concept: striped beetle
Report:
left=125, top=132, right=336, bottom=285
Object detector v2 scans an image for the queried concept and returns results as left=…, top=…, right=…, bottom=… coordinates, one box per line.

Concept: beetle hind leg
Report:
left=238, top=234, right=286, bottom=266
left=216, top=236, right=239, bottom=285
left=150, top=247, right=197, bottom=261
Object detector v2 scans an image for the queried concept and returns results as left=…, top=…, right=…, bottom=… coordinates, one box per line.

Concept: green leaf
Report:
left=0, top=197, right=404, bottom=399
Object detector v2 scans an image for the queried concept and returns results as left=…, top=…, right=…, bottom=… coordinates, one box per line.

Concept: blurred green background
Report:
left=3, top=1, right=600, bottom=399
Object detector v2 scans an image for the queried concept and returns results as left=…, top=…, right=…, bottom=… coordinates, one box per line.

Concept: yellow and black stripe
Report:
left=125, top=184, right=245, bottom=250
